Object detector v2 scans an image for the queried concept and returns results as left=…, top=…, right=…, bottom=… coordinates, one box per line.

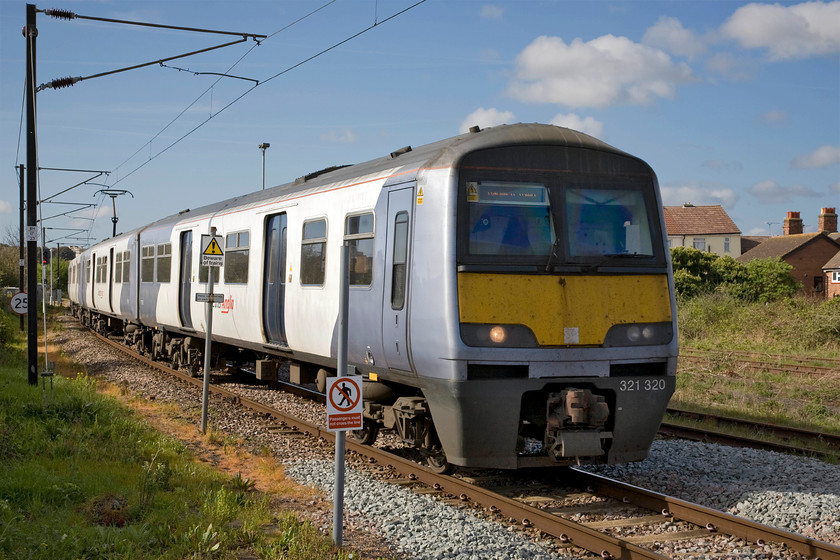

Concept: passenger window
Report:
left=141, top=245, right=155, bottom=282
left=96, top=256, right=107, bottom=284
left=156, top=243, right=172, bottom=283
left=122, top=250, right=130, bottom=282
left=345, top=213, right=374, bottom=286
left=224, top=231, right=250, bottom=284
left=391, top=212, right=409, bottom=309
left=114, top=252, right=123, bottom=283
left=301, top=219, right=327, bottom=285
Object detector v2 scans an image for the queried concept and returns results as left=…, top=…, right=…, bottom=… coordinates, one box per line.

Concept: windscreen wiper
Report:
left=583, top=253, right=652, bottom=272
left=544, top=237, right=562, bottom=272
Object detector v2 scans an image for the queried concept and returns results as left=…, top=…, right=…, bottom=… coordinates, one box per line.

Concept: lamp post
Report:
left=259, top=142, right=270, bottom=190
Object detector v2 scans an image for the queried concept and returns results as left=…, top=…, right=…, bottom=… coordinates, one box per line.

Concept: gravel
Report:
left=286, top=460, right=566, bottom=560
left=54, top=317, right=840, bottom=559
left=583, top=440, right=840, bottom=543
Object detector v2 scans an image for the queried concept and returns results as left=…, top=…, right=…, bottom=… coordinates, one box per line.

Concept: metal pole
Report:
left=333, top=243, right=349, bottom=546
left=259, top=143, right=269, bottom=190
left=18, top=164, right=25, bottom=331
left=200, top=226, right=216, bottom=433
left=25, top=3, right=38, bottom=385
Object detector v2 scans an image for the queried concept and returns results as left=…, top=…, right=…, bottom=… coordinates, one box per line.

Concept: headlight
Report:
left=604, top=322, right=673, bottom=347
left=460, top=323, right=539, bottom=347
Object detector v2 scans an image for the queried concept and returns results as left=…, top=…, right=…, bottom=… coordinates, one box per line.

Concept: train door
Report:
left=262, top=213, right=288, bottom=346
left=108, top=247, right=114, bottom=313
left=179, top=231, right=194, bottom=329
left=90, top=251, right=96, bottom=303
left=381, top=186, right=414, bottom=371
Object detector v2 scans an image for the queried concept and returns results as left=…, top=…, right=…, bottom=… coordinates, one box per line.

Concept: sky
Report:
left=1, top=0, right=838, bottom=248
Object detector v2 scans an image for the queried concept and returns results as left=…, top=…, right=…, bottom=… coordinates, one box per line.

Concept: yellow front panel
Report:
left=457, top=273, right=672, bottom=346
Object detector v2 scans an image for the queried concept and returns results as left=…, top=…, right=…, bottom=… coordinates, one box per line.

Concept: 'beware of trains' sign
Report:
left=326, top=376, right=363, bottom=431
left=200, top=235, right=224, bottom=267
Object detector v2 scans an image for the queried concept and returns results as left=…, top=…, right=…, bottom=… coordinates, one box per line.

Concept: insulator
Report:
left=44, top=9, right=76, bottom=20
left=50, top=76, right=79, bottom=89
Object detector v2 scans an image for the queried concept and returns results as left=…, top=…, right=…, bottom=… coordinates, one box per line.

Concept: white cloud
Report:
left=320, top=129, right=357, bottom=144
left=702, top=159, right=743, bottom=172
left=549, top=113, right=604, bottom=138
left=459, top=108, right=514, bottom=133
left=480, top=5, right=504, bottom=20
left=507, top=35, right=695, bottom=108
left=792, top=145, right=840, bottom=169
left=0, top=200, right=11, bottom=214
left=748, top=180, right=821, bottom=203
left=721, top=1, right=840, bottom=60
left=660, top=182, right=739, bottom=207
left=704, top=52, right=757, bottom=81
left=759, top=110, right=788, bottom=125
left=642, top=16, right=707, bottom=59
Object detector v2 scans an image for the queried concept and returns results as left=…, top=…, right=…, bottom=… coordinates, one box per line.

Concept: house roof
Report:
left=663, top=205, right=740, bottom=236
left=824, top=249, right=840, bottom=270
left=737, top=232, right=840, bottom=262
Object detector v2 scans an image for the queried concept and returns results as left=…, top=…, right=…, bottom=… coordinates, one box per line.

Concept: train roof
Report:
left=103, top=123, right=633, bottom=238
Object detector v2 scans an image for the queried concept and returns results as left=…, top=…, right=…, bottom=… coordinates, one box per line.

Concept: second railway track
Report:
left=59, top=317, right=840, bottom=560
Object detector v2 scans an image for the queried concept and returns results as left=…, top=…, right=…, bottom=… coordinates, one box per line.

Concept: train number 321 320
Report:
left=619, top=378, right=667, bottom=391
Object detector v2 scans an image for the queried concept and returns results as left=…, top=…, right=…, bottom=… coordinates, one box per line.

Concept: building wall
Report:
left=784, top=239, right=840, bottom=295
left=668, top=234, right=741, bottom=258
left=826, top=270, right=840, bottom=299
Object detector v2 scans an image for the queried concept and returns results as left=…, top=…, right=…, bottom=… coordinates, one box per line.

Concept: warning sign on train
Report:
left=326, top=376, right=363, bottom=431
left=200, top=235, right=224, bottom=267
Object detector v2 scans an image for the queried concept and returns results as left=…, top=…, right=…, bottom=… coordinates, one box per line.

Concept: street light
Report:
left=259, top=142, right=270, bottom=190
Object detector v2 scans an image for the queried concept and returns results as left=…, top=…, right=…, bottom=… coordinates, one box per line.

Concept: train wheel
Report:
left=347, top=422, right=380, bottom=445
left=423, top=426, right=452, bottom=474
left=425, top=450, right=453, bottom=474
left=316, top=368, right=332, bottom=393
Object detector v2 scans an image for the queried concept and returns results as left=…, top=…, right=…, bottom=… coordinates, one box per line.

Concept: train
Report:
left=69, top=123, right=678, bottom=472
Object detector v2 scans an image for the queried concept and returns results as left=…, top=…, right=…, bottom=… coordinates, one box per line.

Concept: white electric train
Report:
left=69, top=123, right=678, bottom=472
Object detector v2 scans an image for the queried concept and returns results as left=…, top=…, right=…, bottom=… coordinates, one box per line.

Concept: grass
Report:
left=673, top=292, right=840, bottom=440
left=0, top=308, right=377, bottom=560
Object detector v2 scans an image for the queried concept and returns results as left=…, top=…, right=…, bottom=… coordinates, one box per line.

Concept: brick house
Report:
left=737, top=209, right=840, bottom=296
left=824, top=251, right=840, bottom=299
left=663, top=204, right=741, bottom=257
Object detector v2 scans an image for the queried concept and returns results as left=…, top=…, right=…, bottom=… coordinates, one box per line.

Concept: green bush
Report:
left=671, top=248, right=802, bottom=303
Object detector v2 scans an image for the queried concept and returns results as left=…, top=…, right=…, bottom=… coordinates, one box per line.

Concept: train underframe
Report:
left=69, top=304, right=674, bottom=473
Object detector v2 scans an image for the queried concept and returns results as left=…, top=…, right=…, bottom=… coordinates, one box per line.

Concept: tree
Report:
left=0, top=244, right=19, bottom=288
left=736, top=257, right=801, bottom=303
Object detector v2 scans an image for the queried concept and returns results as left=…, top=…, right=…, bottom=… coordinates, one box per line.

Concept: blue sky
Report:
left=1, top=0, right=838, bottom=247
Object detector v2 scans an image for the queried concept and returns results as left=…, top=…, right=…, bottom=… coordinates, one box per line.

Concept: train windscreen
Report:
left=457, top=145, right=664, bottom=268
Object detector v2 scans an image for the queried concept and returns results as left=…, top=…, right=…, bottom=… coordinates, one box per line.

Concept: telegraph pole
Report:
left=18, top=164, right=25, bottom=330
left=25, top=3, right=38, bottom=385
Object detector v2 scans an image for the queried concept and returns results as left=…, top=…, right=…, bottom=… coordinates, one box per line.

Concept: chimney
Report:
left=818, top=207, right=837, bottom=234
left=783, top=211, right=803, bottom=235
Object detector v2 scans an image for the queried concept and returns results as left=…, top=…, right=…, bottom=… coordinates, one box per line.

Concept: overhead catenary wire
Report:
left=109, top=0, right=339, bottom=182
left=110, top=0, right=428, bottom=189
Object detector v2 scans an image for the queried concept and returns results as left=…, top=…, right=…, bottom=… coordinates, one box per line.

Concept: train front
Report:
left=416, top=130, right=678, bottom=469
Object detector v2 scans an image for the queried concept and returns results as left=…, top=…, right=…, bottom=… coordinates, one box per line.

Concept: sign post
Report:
left=199, top=228, right=224, bottom=433
left=10, top=292, right=27, bottom=315
left=328, top=243, right=362, bottom=547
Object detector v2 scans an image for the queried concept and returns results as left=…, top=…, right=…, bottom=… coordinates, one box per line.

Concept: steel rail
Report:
left=86, top=328, right=840, bottom=559
left=88, top=330, right=665, bottom=559
left=663, top=408, right=840, bottom=457
left=679, top=349, right=839, bottom=377
left=568, top=469, right=840, bottom=560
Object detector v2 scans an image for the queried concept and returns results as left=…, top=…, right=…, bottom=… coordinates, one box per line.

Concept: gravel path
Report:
left=54, top=317, right=840, bottom=559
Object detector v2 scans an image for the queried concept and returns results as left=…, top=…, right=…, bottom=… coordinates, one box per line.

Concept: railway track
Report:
left=84, top=328, right=840, bottom=560
left=661, top=408, right=840, bottom=460
left=680, top=348, right=840, bottom=377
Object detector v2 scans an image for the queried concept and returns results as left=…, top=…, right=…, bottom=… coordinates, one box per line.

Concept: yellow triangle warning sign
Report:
left=467, top=182, right=479, bottom=202
left=203, top=238, right=223, bottom=256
